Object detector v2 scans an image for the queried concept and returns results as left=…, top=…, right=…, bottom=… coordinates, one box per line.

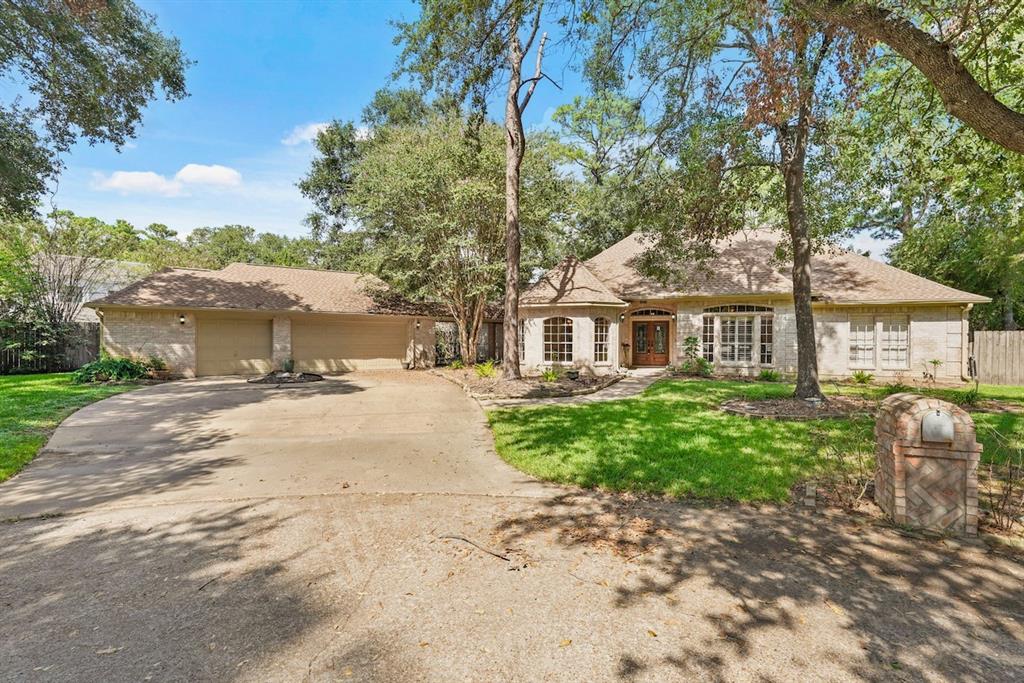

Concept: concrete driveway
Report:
left=0, top=371, right=545, bottom=519
left=2, top=372, right=1022, bottom=681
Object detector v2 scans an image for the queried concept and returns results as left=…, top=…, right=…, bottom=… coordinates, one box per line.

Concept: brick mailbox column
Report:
left=875, top=393, right=982, bottom=536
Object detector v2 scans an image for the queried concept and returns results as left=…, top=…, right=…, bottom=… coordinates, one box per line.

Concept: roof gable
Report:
left=521, top=256, right=626, bottom=307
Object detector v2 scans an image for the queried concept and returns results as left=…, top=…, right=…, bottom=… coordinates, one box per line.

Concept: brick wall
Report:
left=874, top=393, right=982, bottom=536
left=519, top=305, right=622, bottom=376
left=101, top=309, right=196, bottom=377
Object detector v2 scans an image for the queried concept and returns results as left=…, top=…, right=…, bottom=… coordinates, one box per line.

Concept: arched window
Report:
left=543, top=317, right=573, bottom=362
left=631, top=308, right=672, bottom=317
left=593, top=317, right=610, bottom=363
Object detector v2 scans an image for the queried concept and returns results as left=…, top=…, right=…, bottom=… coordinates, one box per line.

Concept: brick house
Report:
left=517, top=230, right=990, bottom=381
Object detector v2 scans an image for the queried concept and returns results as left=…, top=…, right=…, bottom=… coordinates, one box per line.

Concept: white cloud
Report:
left=174, top=163, right=242, bottom=187
left=94, top=170, right=182, bottom=197
left=93, top=163, right=243, bottom=196
left=281, top=122, right=329, bottom=146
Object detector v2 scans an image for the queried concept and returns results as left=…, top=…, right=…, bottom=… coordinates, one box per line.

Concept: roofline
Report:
left=520, top=301, right=628, bottom=308
left=608, top=293, right=990, bottom=306
left=86, top=302, right=445, bottom=319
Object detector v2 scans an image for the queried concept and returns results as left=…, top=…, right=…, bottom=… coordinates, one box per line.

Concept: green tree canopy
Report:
left=0, top=0, right=189, bottom=215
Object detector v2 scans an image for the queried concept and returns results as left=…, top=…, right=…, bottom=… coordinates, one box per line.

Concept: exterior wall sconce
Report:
left=671, top=314, right=677, bottom=320
left=619, top=313, right=626, bottom=322
left=178, top=314, right=186, bottom=325
left=415, top=319, right=421, bottom=330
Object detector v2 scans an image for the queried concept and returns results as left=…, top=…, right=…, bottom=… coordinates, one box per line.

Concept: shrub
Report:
left=282, top=358, right=295, bottom=373
left=678, top=336, right=713, bottom=377
left=73, top=356, right=150, bottom=383
left=474, top=359, right=496, bottom=378
left=540, top=367, right=560, bottom=382
left=979, top=426, right=1024, bottom=534
left=148, top=356, right=167, bottom=371
left=953, top=383, right=980, bottom=407
left=757, top=369, right=780, bottom=382
left=809, top=429, right=875, bottom=510
left=851, top=370, right=873, bottom=385
left=884, top=373, right=911, bottom=395
left=449, top=359, right=465, bottom=370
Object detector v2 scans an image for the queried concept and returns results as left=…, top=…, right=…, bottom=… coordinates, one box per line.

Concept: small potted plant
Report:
left=147, top=356, right=171, bottom=380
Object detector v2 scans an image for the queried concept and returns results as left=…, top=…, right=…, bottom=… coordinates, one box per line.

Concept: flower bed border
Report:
left=430, top=368, right=624, bottom=400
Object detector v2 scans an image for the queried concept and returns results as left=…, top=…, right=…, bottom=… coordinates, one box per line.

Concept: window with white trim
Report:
left=721, top=316, right=754, bottom=362
left=543, top=317, right=573, bottom=363
left=593, top=317, right=610, bottom=363
left=702, top=305, right=773, bottom=366
left=880, top=316, right=909, bottom=369
left=849, top=316, right=875, bottom=368
left=759, top=315, right=773, bottom=365
left=518, top=320, right=525, bottom=360
left=701, top=316, right=715, bottom=361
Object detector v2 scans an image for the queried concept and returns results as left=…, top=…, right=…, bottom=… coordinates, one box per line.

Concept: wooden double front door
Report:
left=632, top=321, right=669, bottom=366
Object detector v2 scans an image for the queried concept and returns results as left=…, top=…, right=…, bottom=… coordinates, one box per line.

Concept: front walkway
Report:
left=479, top=367, right=668, bottom=408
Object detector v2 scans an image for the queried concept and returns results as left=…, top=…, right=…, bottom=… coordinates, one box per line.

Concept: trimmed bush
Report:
left=72, top=356, right=151, bottom=383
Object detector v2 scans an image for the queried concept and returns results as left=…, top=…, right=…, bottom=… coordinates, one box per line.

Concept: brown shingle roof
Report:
left=86, top=263, right=449, bottom=316
left=582, top=230, right=990, bottom=304
left=521, top=256, right=627, bottom=307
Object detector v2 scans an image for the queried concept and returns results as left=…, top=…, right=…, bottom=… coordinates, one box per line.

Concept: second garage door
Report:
left=196, top=317, right=273, bottom=376
left=293, top=317, right=410, bottom=372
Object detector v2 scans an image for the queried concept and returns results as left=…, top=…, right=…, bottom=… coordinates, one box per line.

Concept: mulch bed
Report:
left=720, top=395, right=876, bottom=420
left=433, top=367, right=623, bottom=399
left=246, top=371, right=324, bottom=385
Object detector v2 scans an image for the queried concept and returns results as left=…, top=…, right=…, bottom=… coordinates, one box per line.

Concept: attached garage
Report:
left=196, top=316, right=273, bottom=376
left=87, top=263, right=445, bottom=378
left=292, top=316, right=410, bottom=372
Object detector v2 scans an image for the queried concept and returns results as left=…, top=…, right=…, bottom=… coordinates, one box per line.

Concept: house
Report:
left=518, top=230, right=990, bottom=381
left=86, top=263, right=440, bottom=377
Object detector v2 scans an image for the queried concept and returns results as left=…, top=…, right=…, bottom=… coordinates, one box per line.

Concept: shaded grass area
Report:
left=0, top=373, right=138, bottom=482
left=487, top=379, right=1023, bottom=503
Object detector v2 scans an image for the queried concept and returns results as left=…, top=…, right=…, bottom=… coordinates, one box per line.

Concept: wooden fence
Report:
left=0, top=322, right=100, bottom=374
left=973, top=331, right=1024, bottom=386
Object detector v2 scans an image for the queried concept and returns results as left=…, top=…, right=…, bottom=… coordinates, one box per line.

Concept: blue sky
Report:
left=52, top=0, right=581, bottom=240
left=51, top=0, right=889, bottom=256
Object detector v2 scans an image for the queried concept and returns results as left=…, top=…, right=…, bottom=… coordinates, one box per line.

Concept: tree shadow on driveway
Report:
left=493, top=492, right=1024, bottom=681
left=0, top=377, right=367, bottom=519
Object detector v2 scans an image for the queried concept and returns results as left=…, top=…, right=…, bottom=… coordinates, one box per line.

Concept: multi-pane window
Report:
left=720, top=316, right=754, bottom=362
left=702, top=306, right=773, bottom=366
left=880, top=316, right=909, bottom=368
left=759, top=316, right=774, bottom=365
left=518, top=320, right=525, bottom=360
left=849, top=316, right=875, bottom=368
left=593, top=317, right=610, bottom=363
left=701, top=316, right=715, bottom=361
left=543, top=317, right=573, bottom=363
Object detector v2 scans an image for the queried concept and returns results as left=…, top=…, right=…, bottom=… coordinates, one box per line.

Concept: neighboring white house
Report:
left=518, top=230, right=990, bottom=381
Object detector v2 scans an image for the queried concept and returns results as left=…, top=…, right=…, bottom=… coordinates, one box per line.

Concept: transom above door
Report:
left=632, top=320, right=669, bottom=366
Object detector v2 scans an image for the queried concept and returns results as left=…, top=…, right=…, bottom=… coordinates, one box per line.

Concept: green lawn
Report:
left=487, top=379, right=1023, bottom=503
left=0, top=373, right=139, bottom=482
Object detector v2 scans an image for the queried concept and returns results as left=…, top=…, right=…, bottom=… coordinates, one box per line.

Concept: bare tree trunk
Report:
left=780, top=123, right=825, bottom=400
left=502, top=38, right=524, bottom=379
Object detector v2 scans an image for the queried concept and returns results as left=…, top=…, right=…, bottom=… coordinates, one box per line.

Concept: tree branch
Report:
left=796, top=0, right=1024, bottom=154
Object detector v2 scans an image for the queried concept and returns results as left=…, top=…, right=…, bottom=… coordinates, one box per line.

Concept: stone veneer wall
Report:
left=272, top=316, right=292, bottom=370
left=675, top=301, right=969, bottom=380
left=101, top=309, right=197, bottom=377
left=519, top=305, right=623, bottom=376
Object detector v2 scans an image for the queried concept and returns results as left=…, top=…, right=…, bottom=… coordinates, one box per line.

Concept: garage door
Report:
left=293, top=318, right=409, bottom=372
left=196, top=318, right=273, bottom=376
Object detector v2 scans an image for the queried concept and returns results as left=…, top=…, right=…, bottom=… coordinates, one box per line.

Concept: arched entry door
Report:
left=631, top=309, right=671, bottom=366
